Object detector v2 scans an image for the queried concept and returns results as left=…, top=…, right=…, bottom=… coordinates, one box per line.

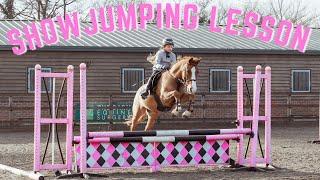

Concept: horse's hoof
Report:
left=182, top=111, right=192, bottom=118
left=177, top=106, right=182, bottom=112
left=172, top=110, right=179, bottom=117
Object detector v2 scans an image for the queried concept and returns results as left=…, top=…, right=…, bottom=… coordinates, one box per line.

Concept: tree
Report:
left=208, top=0, right=320, bottom=27
left=240, top=0, right=262, bottom=24
left=76, top=0, right=146, bottom=21
left=19, top=0, right=77, bottom=20
left=0, top=0, right=15, bottom=19
left=0, top=0, right=29, bottom=19
left=196, top=0, right=211, bottom=24
left=264, top=0, right=319, bottom=27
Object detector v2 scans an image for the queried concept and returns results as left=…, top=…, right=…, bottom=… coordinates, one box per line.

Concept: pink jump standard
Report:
left=33, top=64, right=272, bottom=178
left=33, top=64, right=74, bottom=173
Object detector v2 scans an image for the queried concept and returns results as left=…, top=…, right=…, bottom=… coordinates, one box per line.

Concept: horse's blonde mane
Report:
left=146, top=53, right=157, bottom=65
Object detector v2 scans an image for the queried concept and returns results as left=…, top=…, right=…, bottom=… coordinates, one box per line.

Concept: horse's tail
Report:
left=147, top=53, right=156, bottom=65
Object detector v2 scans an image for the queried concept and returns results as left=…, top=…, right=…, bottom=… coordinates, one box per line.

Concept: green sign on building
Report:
left=74, top=102, right=132, bottom=123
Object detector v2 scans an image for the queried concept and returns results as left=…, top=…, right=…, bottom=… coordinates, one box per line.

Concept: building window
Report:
left=291, top=70, right=311, bottom=92
left=210, top=69, right=231, bottom=92
left=28, top=67, right=52, bottom=93
left=121, top=68, right=145, bottom=93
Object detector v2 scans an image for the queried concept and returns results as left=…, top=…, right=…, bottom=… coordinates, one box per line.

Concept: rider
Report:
left=141, top=38, right=177, bottom=99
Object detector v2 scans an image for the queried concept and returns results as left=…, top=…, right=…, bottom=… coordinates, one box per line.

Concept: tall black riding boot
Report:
left=141, top=77, right=153, bottom=99
left=141, top=70, right=161, bottom=99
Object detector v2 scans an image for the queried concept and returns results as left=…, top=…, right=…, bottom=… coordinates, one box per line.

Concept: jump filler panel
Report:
left=75, top=140, right=230, bottom=168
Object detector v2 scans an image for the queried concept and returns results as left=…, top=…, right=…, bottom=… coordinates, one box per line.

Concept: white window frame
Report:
left=121, top=68, right=145, bottom=93
left=28, top=67, right=52, bottom=93
left=291, top=69, right=311, bottom=93
left=209, top=69, right=231, bottom=93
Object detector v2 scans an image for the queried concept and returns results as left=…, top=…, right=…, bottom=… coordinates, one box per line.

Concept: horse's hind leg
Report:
left=145, top=110, right=159, bottom=131
left=130, top=107, right=147, bottom=131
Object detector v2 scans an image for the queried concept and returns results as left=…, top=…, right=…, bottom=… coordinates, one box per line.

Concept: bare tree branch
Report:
left=264, top=0, right=319, bottom=27
left=195, top=0, right=211, bottom=24
left=0, top=0, right=15, bottom=19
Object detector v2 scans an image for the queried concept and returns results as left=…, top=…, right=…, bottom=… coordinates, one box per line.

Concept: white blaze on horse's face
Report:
left=187, top=67, right=197, bottom=94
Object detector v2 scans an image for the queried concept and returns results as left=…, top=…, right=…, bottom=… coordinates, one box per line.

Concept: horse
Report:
left=126, top=56, right=201, bottom=131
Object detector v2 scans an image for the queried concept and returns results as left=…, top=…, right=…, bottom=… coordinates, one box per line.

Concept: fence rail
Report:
left=0, top=93, right=319, bottom=128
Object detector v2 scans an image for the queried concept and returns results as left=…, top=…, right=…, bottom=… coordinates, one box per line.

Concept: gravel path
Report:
left=0, top=122, right=320, bottom=179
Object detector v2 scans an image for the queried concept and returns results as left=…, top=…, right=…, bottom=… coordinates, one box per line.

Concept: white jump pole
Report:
left=0, top=164, right=44, bottom=180
left=52, top=78, right=56, bottom=164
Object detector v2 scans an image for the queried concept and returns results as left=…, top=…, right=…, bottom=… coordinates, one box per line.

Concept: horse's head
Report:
left=173, top=56, right=201, bottom=94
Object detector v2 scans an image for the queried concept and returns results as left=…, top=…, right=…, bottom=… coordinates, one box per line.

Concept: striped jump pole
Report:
left=74, top=134, right=241, bottom=143
left=86, top=128, right=252, bottom=138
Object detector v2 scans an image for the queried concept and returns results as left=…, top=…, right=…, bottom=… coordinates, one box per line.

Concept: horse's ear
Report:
left=188, top=57, right=201, bottom=66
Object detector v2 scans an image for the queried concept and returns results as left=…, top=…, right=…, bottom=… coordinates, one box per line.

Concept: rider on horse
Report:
left=141, top=38, right=177, bottom=99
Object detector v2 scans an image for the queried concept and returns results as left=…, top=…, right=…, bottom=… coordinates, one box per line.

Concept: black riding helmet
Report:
left=162, top=38, right=174, bottom=47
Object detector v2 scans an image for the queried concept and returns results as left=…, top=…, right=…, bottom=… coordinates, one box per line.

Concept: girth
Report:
left=151, top=91, right=173, bottom=112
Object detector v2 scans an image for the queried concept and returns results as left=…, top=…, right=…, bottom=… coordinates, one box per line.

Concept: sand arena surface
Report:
left=0, top=122, right=320, bottom=179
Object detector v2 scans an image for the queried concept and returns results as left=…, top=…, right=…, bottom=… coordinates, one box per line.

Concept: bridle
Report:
left=169, top=65, right=198, bottom=87
left=168, top=63, right=199, bottom=111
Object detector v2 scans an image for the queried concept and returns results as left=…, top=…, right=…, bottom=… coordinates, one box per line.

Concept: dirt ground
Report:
left=1, top=121, right=320, bottom=180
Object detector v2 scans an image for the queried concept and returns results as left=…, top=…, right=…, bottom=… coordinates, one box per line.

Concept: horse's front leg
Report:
left=145, top=110, right=159, bottom=131
left=171, top=101, right=183, bottom=117
left=162, top=90, right=182, bottom=116
left=182, top=100, right=194, bottom=118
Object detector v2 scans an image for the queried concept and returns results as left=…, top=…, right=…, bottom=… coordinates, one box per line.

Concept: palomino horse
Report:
left=126, top=56, right=201, bottom=131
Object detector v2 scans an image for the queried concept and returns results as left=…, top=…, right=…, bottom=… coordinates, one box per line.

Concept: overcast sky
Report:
left=288, top=0, right=320, bottom=7
left=230, top=0, right=320, bottom=9
left=71, top=0, right=320, bottom=27
left=76, top=0, right=320, bottom=14
left=151, top=0, right=320, bottom=9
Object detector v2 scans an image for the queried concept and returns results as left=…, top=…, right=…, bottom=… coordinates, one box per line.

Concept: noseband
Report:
left=169, top=66, right=198, bottom=87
